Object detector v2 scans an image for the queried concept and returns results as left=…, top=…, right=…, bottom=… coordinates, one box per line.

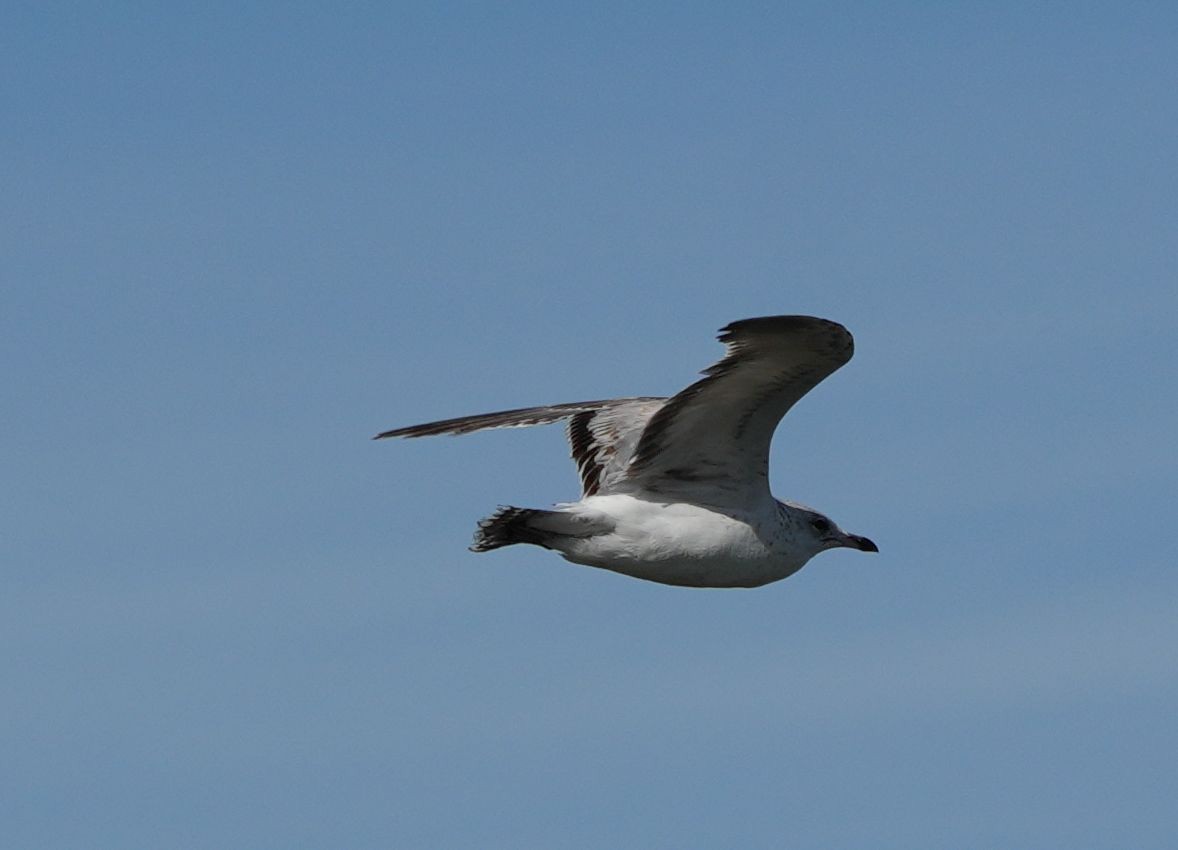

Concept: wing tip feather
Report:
left=718, top=314, right=850, bottom=341
left=717, top=315, right=854, bottom=363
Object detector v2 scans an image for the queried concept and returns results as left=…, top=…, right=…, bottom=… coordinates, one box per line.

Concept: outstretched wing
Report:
left=623, top=316, right=855, bottom=508
left=374, top=400, right=623, bottom=440
left=374, top=397, right=665, bottom=497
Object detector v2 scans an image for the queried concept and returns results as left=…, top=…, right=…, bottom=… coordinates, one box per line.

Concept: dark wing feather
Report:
left=567, top=398, right=666, bottom=496
left=373, top=400, right=623, bottom=440
left=624, top=316, right=855, bottom=508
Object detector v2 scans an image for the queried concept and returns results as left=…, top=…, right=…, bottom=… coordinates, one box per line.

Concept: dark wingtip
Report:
left=372, top=424, right=433, bottom=440
left=718, top=315, right=848, bottom=339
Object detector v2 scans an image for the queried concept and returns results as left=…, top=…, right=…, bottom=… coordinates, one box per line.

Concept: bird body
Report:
left=376, top=316, right=878, bottom=588
left=533, top=495, right=810, bottom=588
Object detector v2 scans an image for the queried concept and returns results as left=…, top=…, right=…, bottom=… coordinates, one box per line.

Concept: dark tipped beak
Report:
left=847, top=534, right=879, bottom=553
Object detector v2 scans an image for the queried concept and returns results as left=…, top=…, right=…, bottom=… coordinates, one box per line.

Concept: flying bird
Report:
left=375, top=315, right=877, bottom=588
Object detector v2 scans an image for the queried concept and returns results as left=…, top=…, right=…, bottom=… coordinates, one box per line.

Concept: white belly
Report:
left=554, top=494, right=807, bottom=588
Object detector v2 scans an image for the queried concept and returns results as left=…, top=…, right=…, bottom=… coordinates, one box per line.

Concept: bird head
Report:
left=784, top=502, right=878, bottom=557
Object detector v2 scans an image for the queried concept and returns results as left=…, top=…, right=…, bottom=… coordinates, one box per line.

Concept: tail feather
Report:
left=470, top=506, right=612, bottom=553
left=471, top=507, right=556, bottom=552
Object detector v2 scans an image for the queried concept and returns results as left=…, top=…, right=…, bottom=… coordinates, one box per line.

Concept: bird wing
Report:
left=621, top=316, right=855, bottom=509
left=374, top=400, right=622, bottom=439
left=374, top=397, right=666, bottom=497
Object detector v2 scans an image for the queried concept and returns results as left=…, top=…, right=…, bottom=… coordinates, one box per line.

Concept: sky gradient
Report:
left=3, top=4, right=1177, bottom=848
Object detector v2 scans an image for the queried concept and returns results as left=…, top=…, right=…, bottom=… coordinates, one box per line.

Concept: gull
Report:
left=375, top=315, right=878, bottom=588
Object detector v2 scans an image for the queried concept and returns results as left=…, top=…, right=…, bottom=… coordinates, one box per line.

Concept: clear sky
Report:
left=4, top=3, right=1176, bottom=848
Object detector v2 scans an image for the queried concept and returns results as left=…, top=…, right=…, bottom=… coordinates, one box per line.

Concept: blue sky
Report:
left=3, top=3, right=1176, bottom=848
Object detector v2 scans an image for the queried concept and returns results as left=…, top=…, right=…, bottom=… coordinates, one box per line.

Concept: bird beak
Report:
left=845, top=534, right=879, bottom=553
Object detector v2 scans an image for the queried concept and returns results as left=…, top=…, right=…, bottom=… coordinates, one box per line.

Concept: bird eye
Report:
left=811, top=517, right=831, bottom=534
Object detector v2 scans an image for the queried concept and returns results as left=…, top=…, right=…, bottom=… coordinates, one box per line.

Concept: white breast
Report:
left=554, top=494, right=800, bottom=588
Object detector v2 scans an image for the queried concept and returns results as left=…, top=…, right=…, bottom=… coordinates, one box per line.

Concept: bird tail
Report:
left=471, top=507, right=558, bottom=552
left=470, top=506, right=610, bottom=553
